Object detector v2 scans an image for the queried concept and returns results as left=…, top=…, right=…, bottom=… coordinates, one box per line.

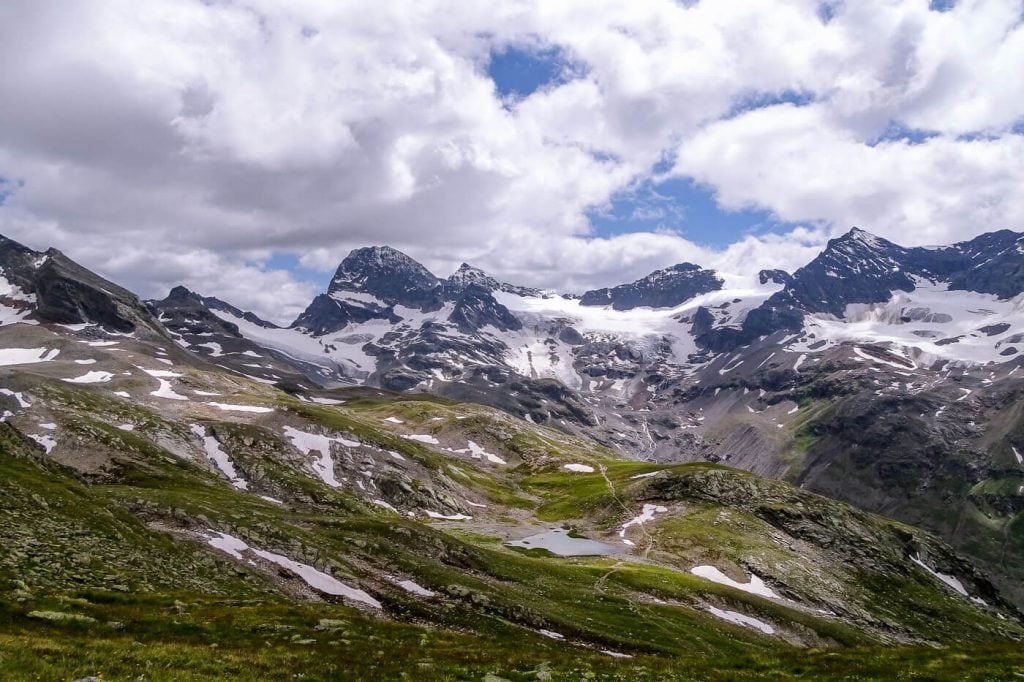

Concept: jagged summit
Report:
left=329, top=245, right=440, bottom=299
left=445, top=263, right=500, bottom=292
left=581, top=262, right=724, bottom=310
left=0, top=232, right=159, bottom=334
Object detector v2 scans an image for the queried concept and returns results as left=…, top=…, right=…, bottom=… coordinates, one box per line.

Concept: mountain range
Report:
left=1, top=227, right=1023, bottom=679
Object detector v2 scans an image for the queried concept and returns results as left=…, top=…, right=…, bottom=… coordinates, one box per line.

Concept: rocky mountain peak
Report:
left=165, top=285, right=202, bottom=303
left=445, top=263, right=499, bottom=293
left=758, top=269, right=792, bottom=286
left=580, top=262, right=724, bottom=310
left=330, top=246, right=440, bottom=297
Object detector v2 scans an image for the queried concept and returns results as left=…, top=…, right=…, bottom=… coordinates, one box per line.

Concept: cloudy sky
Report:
left=1, top=0, right=1022, bottom=323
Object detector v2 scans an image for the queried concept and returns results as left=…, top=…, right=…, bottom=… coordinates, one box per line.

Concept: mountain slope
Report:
left=1, top=291, right=1023, bottom=678
left=138, top=228, right=1024, bottom=612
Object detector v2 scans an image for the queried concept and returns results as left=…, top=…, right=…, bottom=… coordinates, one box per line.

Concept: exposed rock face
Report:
left=580, top=263, right=723, bottom=310
left=448, top=283, right=522, bottom=333
left=149, top=286, right=247, bottom=338
left=759, top=269, right=792, bottom=286
left=330, top=245, right=442, bottom=306
left=0, top=235, right=158, bottom=333
left=292, top=248, right=521, bottom=337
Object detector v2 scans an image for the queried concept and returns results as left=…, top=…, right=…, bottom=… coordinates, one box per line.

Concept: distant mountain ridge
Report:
left=4, top=226, right=1024, bottom=611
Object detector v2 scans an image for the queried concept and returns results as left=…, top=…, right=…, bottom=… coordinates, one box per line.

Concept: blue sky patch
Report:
left=727, top=89, right=816, bottom=119
left=0, top=176, right=22, bottom=207
left=928, top=0, right=957, bottom=11
left=868, top=121, right=939, bottom=146
left=264, top=252, right=331, bottom=290
left=817, top=1, right=841, bottom=23
left=487, top=43, right=583, bottom=100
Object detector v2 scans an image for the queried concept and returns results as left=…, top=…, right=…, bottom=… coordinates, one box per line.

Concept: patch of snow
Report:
left=383, top=416, right=404, bottom=424
left=65, top=371, right=115, bottom=384
left=562, top=463, right=595, bottom=473
left=424, top=510, right=472, bottom=521
left=395, top=579, right=436, bottom=597
left=630, top=471, right=660, bottom=480
left=403, top=433, right=439, bottom=445
left=196, top=342, right=225, bottom=357
left=28, top=433, right=57, bottom=454
left=1013, top=446, right=1022, bottom=465
left=619, top=504, right=667, bottom=543
left=207, top=402, right=274, bottom=413
left=140, top=367, right=182, bottom=378
left=373, top=499, right=398, bottom=513
left=690, top=566, right=779, bottom=599
left=113, top=391, right=131, bottom=398
left=310, top=397, right=345, bottom=405
left=538, top=629, right=564, bottom=640
left=0, top=347, right=60, bottom=366
left=73, top=359, right=97, bottom=365
left=453, top=439, right=506, bottom=465
left=117, top=423, right=134, bottom=431
left=909, top=554, right=968, bottom=597
left=204, top=531, right=380, bottom=608
left=282, top=426, right=356, bottom=488
left=151, top=378, right=189, bottom=400
left=706, top=606, right=775, bottom=635
left=191, top=425, right=248, bottom=490
left=0, top=389, right=31, bottom=408
left=38, top=422, right=56, bottom=430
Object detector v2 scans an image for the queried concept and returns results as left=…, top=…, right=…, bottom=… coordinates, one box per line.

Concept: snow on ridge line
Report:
left=204, top=531, right=380, bottom=608
left=706, top=606, right=775, bottom=635
left=690, top=566, right=779, bottom=599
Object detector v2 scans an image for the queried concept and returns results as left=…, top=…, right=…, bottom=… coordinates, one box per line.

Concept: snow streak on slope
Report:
left=205, top=531, right=380, bottom=608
